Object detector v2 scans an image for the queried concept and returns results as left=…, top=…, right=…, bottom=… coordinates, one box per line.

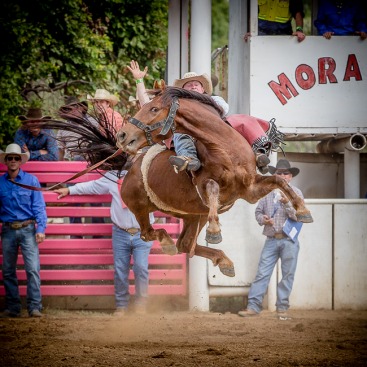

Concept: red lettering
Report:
left=344, top=54, right=362, bottom=81
left=295, top=64, right=316, bottom=90
left=318, top=57, right=337, bottom=84
left=268, top=73, right=299, bottom=105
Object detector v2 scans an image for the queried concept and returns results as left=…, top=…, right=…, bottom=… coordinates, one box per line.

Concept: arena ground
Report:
left=1, top=308, right=366, bottom=366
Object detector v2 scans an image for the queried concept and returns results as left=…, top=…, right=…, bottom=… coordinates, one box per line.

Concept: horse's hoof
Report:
left=206, top=230, right=222, bottom=244
left=161, top=244, right=178, bottom=256
left=219, top=266, right=235, bottom=277
left=297, top=213, right=314, bottom=223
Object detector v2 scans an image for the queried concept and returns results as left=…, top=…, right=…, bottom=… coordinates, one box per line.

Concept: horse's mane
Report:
left=148, top=87, right=226, bottom=119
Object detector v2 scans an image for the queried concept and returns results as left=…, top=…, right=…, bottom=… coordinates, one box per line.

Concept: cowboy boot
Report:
left=169, top=133, right=201, bottom=173
left=252, top=137, right=271, bottom=174
left=255, top=151, right=271, bottom=174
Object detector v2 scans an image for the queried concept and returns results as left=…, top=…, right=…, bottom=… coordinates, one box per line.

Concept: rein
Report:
left=128, top=97, right=179, bottom=145
left=9, top=148, right=124, bottom=192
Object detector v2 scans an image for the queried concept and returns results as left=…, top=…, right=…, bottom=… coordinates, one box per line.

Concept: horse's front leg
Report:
left=130, top=209, right=177, bottom=255
left=194, top=244, right=235, bottom=277
left=203, top=178, right=222, bottom=244
left=141, top=226, right=178, bottom=255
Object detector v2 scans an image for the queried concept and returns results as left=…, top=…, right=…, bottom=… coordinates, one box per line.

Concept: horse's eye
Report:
left=150, top=107, right=159, bottom=113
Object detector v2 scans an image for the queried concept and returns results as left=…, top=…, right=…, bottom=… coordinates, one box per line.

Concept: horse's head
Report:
left=116, top=81, right=177, bottom=155
left=116, top=83, right=225, bottom=155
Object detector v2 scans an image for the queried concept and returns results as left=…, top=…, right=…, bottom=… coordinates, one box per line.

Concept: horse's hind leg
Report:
left=245, top=174, right=313, bottom=223
left=203, top=179, right=222, bottom=244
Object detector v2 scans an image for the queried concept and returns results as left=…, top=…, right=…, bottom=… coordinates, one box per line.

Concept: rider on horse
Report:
left=128, top=61, right=283, bottom=174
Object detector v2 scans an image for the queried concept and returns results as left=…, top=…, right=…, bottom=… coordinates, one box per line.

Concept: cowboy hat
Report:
left=173, top=72, right=213, bottom=95
left=18, top=108, right=51, bottom=122
left=268, top=159, right=300, bottom=177
left=60, top=96, right=88, bottom=109
left=87, top=89, right=119, bottom=107
left=0, top=143, right=30, bottom=165
left=128, top=95, right=138, bottom=103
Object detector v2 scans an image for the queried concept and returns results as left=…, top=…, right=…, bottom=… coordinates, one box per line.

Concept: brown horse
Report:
left=116, top=85, right=313, bottom=277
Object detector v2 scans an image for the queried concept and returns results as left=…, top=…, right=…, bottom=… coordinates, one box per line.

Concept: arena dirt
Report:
left=1, top=309, right=366, bottom=366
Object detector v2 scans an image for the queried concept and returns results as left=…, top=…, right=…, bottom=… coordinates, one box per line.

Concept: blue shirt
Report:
left=314, top=0, right=367, bottom=36
left=0, top=169, right=47, bottom=233
left=14, top=128, right=59, bottom=161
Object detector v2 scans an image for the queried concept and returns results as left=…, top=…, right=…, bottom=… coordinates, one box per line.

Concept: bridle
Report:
left=127, top=97, right=179, bottom=145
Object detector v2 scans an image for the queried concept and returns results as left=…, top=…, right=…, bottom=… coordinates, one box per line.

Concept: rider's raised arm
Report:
left=127, top=60, right=150, bottom=106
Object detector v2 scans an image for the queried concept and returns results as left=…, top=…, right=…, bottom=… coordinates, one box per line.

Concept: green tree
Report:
left=212, top=0, right=229, bottom=51
left=0, top=0, right=168, bottom=146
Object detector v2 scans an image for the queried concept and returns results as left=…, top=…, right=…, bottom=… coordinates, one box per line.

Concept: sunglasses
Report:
left=276, top=171, right=290, bottom=175
left=6, top=156, right=21, bottom=162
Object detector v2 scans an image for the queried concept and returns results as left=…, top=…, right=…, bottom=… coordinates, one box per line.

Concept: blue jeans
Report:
left=173, top=133, right=199, bottom=160
left=247, top=236, right=299, bottom=313
left=1, top=223, right=42, bottom=314
left=112, top=225, right=152, bottom=309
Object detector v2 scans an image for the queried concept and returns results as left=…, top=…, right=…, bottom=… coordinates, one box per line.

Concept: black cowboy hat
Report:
left=268, top=159, right=300, bottom=177
left=18, top=107, right=51, bottom=122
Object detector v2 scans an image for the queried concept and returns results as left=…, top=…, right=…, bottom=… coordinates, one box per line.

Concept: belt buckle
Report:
left=127, top=228, right=139, bottom=235
left=11, top=222, right=23, bottom=229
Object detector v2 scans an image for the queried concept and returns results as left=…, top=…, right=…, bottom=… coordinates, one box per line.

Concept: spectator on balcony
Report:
left=15, top=108, right=58, bottom=161
left=0, top=143, right=47, bottom=318
left=87, top=89, right=124, bottom=134
left=244, top=0, right=305, bottom=42
left=53, top=170, right=155, bottom=316
left=314, top=0, right=367, bottom=40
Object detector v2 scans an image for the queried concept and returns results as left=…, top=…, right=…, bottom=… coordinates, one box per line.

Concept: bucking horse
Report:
left=114, top=84, right=313, bottom=277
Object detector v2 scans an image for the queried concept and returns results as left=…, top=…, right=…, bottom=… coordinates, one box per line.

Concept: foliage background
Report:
left=0, top=0, right=169, bottom=146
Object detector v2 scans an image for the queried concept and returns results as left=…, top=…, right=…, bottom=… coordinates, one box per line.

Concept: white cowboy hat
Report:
left=0, top=143, right=30, bottom=165
left=173, top=72, right=213, bottom=95
left=87, top=89, right=119, bottom=107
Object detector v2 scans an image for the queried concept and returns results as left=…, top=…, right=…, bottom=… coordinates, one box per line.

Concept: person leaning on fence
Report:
left=53, top=170, right=154, bottom=316
left=14, top=107, right=59, bottom=161
left=238, top=159, right=304, bottom=320
left=0, top=143, right=47, bottom=318
left=244, top=0, right=305, bottom=42
left=314, top=0, right=367, bottom=40
left=57, top=96, right=95, bottom=161
left=127, top=60, right=275, bottom=174
left=57, top=96, right=96, bottom=237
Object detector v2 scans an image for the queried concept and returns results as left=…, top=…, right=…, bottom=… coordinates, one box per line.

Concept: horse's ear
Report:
left=153, top=79, right=166, bottom=90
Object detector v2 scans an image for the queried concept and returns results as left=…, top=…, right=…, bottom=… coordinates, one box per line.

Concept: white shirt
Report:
left=212, top=95, right=229, bottom=116
left=69, top=170, right=154, bottom=229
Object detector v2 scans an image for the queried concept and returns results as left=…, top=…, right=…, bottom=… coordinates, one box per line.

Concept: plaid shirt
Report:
left=255, top=186, right=304, bottom=237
